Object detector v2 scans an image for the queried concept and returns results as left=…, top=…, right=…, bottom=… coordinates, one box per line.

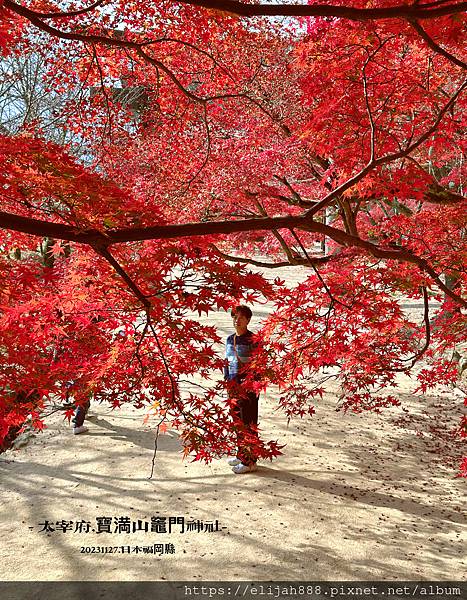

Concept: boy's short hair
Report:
left=231, top=305, right=252, bottom=320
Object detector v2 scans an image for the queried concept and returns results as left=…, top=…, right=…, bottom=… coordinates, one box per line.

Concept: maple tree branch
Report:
left=289, top=228, right=352, bottom=308
left=362, top=58, right=376, bottom=164
left=132, top=318, right=150, bottom=378
left=178, top=104, right=212, bottom=194
left=405, top=157, right=467, bottom=203
left=210, top=243, right=323, bottom=268
left=271, top=229, right=300, bottom=263
left=250, top=196, right=313, bottom=262
left=377, top=77, right=467, bottom=158
left=4, top=1, right=141, bottom=47
left=147, top=318, right=179, bottom=398
left=273, top=176, right=316, bottom=208
left=0, top=208, right=307, bottom=243
left=91, top=44, right=113, bottom=140
left=174, top=0, right=467, bottom=20
left=0, top=210, right=465, bottom=306
left=3, top=0, right=235, bottom=97
left=136, top=49, right=287, bottom=131
left=409, top=20, right=467, bottom=70
left=145, top=316, right=214, bottom=438
left=140, top=37, right=235, bottom=82
left=417, top=0, right=459, bottom=7
left=149, top=414, right=169, bottom=479
left=92, top=245, right=151, bottom=309
left=82, top=251, right=211, bottom=446
left=3, top=1, right=286, bottom=136
left=8, top=0, right=466, bottom=22
left=306, top=76, right=467, bottom=218
left=336, top=197, right=356, bottom=236
left=424, top=183, right=466, bottom=204
left=318, top=225, right=466, bottom=307
left=86, top=244, right=208, bottom=450
left=136, top=48, right=203, bottom=103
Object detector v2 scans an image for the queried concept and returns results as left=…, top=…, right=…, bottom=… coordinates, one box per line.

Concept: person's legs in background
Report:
left=72, top=399, right=90, bottom=434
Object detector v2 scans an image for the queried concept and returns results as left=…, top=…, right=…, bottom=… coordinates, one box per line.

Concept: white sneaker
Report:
left=232, top=462, right=258, bottom=474
left=73, top=425, right=88, bottom=435
left=227, top=457, right=241, bottom=466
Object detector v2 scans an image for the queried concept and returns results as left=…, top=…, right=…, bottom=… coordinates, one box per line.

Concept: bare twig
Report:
left=149, top=415, right=168, bottom=479
left=392, top=286, right=432, bottom=371
left=210, top=243, right=317, bottom=268
left=289, top=229, right=352, bottom=309
left=362, top=60, right=376, bottom=164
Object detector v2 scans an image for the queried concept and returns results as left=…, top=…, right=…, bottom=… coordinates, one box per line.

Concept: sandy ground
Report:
left=0, top=264, right=465, bottom=582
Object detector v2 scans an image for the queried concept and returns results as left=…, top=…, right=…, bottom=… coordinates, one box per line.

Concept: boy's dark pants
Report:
left=230, top=389, right=259, bottom=466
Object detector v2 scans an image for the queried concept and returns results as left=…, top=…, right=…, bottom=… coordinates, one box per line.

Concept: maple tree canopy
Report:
left=0, top=1, right=465, bottom=473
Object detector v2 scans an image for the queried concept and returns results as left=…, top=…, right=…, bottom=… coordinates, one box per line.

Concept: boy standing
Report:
left=224, top=305, right=259, bottom=474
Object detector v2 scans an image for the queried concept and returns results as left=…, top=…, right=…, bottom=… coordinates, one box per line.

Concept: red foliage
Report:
left=0, top=1, right=465, bottom=472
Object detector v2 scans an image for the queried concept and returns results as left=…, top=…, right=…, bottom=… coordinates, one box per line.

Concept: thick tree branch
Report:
left=5, top=0, right=143, bottom=47
left=424, top=182, right=466, bottom=204
left=0, top=209, right=465, bottom=306
left=0, top=209, right=307, bottom=244
left=175, top=0, right=467, bottom=20
left=8, top=0, right=467, bottom=21
left=409, top=20, right=467, bottom=70
left=7, top=0, right=467, bottom=32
